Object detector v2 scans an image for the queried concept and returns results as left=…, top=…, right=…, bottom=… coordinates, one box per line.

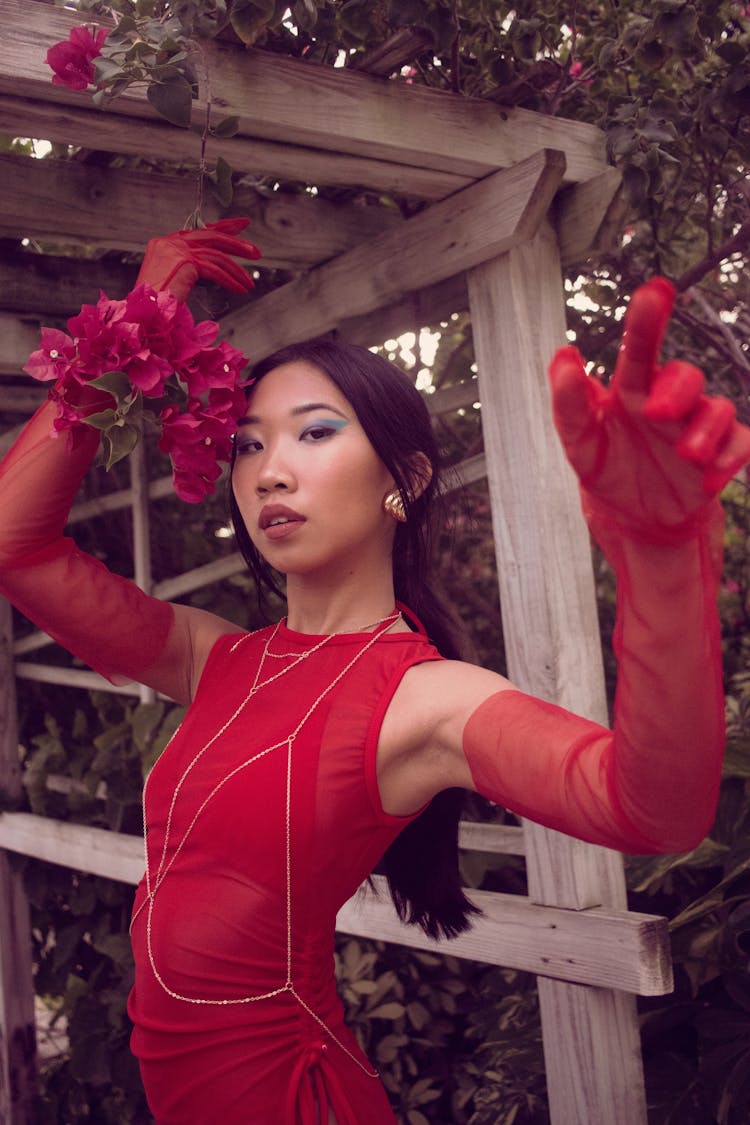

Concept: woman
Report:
left=1, top=224, right=748, bottom=1124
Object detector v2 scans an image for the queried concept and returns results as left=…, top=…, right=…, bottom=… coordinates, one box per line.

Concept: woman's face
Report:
left=231, top=361, right=397, bottom=580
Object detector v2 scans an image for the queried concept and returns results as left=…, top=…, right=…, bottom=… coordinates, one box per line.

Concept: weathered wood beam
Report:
left=0, top=153, right=401, bottom=264
left=221, top=148, right=567, bottom=359
left=0, top=812, right=672, bottom=995
left=0, top=94, right=465, bottom=202
left=0, top=314, right=43, bottom=377
left=3, top=1, right=608, bottom=188
left=0, top=247, right=138, bottom=317
left=467, top=221, right=647, bottom=1123
left=555, top=168, right=627, bottom=267
left=0, top=603, right=36, bottom=1123
left=349, top=27, right=433, bottom=76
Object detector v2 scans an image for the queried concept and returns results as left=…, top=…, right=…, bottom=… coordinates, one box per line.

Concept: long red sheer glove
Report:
left=135, top=217, right=260, bottom=301
left=464, top=280, right=750, bottom=853
left=0, top=222, right=257, bottom=688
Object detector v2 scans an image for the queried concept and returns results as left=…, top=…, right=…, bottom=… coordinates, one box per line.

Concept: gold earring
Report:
left=383, top=489, right=407, bottom=523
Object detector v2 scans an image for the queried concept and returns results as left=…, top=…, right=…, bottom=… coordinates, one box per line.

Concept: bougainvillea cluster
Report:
left=46, top=25, right=109, bottom=91
left=25, top=286, right=248, bottom=503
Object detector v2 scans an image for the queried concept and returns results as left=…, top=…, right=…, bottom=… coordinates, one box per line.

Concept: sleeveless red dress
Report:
left=127, top=619, right=442, bottom=1124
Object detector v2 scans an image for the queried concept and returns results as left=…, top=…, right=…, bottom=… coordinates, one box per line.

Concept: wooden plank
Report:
left=0, top=314, right=43, bottom=377
left=0, top=152, right=401, bottom=265
left=13, top=662, right=140, bottom=695
left=152, top=554, right=247, bottom=600
left=555, top=168, right=628, bottom=266
left=0, top=249, right=137, bottom=318
left=2, top=3, right=608, bottom=187
left=467, top=221, right=626, bottom=911
left=458, top=822, right=524, bottom=854
left=221, top=148, right=567, bottom=360
left=0, top=94, right=467, bottom=203
left=0, top=602, right=36, bottom=1124
left=0, top=813, right=143, bottom=885
left=0, top=815, right=671, bottom=995
left=337, top=274, right=470, bottom=349
left=338, top=878, right=671, bottom=996
left=466, top=224, right=648, bottom=1122
left=538, top=978, right=649, bottom=1124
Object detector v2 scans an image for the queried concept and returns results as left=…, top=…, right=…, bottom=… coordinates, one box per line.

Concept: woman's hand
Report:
left=548, top=278, right=750, bottom=536
left=136, top=217, right=262, bottom=301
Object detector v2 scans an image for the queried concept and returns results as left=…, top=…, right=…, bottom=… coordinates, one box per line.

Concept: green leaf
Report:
left=230, top=0, right=277, bottom=44
left=84, top=408, right=119, bottom=432
left=147, top=76, right=193, bottom=128
left=209, top=155, right=234, bottom=207
left=92, top=56, right=127, bottom=84
left=212, top=114, right=240, bottom=138
left=368, top=1001, right=405, bottom=1020
left=101, top=423, right=141, bottom=471
left=88, top=369, right=134, bottom=400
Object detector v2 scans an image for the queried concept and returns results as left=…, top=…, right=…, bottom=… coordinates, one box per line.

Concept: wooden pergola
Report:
left=0, top=2, right=671, bottom=1122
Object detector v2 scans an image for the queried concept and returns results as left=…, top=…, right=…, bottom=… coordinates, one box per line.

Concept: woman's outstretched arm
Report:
left=0, top=223, right=258, bottom=704
left=380, top=280, right=750, bottom=854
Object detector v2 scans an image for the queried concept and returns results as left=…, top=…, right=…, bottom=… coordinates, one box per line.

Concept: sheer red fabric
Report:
left=127, top=624, right=442, bottom=1124
left=462, top=279, right=737, bottom=855
left=0, top=402, right=174, bottom=685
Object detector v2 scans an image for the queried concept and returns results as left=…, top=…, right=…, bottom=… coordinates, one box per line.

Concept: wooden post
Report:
left=0, top=597, right=36, bottom=1124
left=130, top=443, right=156, bottom=706
left=466, top=220, right=648, bottom=1122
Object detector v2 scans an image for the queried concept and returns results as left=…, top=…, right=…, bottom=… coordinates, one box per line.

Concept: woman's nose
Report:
left=255, top=445, right=296, bottom=494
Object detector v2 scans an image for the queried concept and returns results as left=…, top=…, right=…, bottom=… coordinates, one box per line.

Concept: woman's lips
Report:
left=259, top=504, right=305, bottom=541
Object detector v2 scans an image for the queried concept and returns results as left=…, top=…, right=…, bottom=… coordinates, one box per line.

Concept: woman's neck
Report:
left=283, top=571, right=403, bottom=636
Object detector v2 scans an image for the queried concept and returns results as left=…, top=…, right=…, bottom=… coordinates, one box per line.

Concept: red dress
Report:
left=127, top=619, right=442, bottom=1124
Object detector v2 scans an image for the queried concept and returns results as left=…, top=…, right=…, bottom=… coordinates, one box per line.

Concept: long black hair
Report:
left=229, top=339, right=480, bottom=939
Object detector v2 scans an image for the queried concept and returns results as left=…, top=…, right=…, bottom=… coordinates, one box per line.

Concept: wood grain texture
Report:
left=0, top=603, right=37, bottom=1124
left=1, top=2, right=608, bottom=187
left=467, top=222, right=627, bottom=911
left=538, top=978, right=649, bottom=1124
left=0, top=94, right=466, bottom=201
left=467, top=226, right=649, bottom=1123
left=0, top=152, right=401, bottom=265
left=221, top=149, right=566, bottom=360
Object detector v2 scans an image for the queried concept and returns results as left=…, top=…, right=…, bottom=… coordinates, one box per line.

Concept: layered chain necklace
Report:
left=130, top=607, right=402, bottom=1076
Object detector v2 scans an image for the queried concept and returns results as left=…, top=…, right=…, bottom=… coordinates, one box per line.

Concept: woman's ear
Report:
left=406, top=452, right=433, bottom=500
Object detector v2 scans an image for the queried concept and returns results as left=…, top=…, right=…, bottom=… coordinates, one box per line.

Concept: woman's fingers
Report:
left=612, top=277, right=675, bottom=398
left=643, top=360, right=705, bottom=421
left=548, top=346, right=607, bottom=479
left=703, top=420, right=750, bottom=493
left=676, top=396, right=736, bottom=467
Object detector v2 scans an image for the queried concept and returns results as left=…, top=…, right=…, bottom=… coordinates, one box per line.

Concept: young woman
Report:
left=1, top=225, right=748, bottom=1125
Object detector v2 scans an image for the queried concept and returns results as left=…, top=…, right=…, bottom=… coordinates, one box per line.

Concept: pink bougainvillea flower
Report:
left=180, top=339, right=248, bottom=396
left=23, top=328, right=77, bottom=382
left=125, top=285, right=219, bottom=374
left=67, top=293, right=143, bottom=382
left=46, top=25, right=109, bottom=91
left=27, top=283, right=249, bottom=502
left=159, top=398, right=233, bottom=502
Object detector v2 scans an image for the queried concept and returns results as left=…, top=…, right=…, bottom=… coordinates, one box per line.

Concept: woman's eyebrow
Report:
left=236, top=402, right=348, bottom=427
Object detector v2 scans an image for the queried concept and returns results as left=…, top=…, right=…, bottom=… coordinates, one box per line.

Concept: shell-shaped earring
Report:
left=383, top=489, right=407, bottom=523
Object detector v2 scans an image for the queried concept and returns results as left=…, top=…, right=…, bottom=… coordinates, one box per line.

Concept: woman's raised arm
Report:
left=385, top=280, right=750, bottom=854
left=0, top=223, right=258, bottom=704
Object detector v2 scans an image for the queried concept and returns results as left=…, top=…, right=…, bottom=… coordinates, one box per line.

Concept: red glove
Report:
left=136, top=217, right=261, bottom=301
left=548, top=278, right=750, bottom=542
left=462, top=282, right=750, bottom=855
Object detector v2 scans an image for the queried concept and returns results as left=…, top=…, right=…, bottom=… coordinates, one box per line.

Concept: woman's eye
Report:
left=301, top=425, right=338, bottom=442
left=234, top=436, right=262, bottom=455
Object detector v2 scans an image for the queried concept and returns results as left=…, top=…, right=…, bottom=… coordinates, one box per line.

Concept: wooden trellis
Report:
left=0, top=3, right=671, bottom=1122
